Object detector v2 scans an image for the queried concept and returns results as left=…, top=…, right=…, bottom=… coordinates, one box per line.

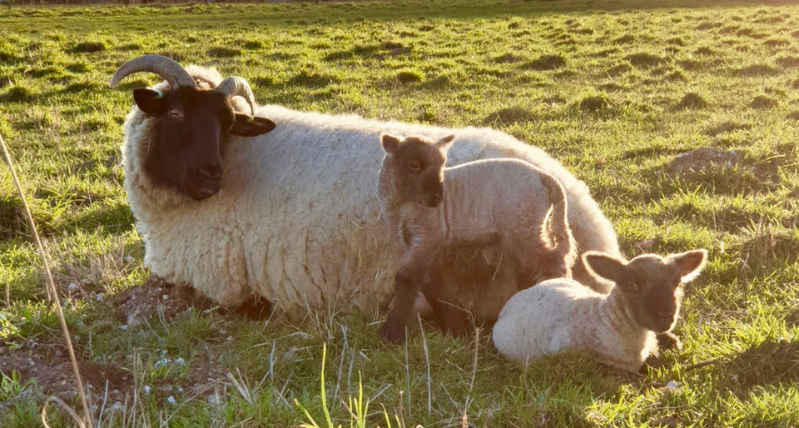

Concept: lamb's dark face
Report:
left=584, top=250, right=708, bottom=333
left=380, top=134, right=455, bottom=208
left=133, top=87, right=276, bottom=200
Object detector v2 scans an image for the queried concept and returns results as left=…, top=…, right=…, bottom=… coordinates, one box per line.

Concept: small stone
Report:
left=143, top=385, right=151, bottom=395
left=208, top=395, right=220, bottom=405
left=162, top=294, right=169, bottom=301
left=96, top=293, right=104, bottom=302
left=67, top=283, right=79, bottom=293
left=124, top=256, right=134, bottom=263
left=118, top=325, right=128, bottom=331
left=661, top=380, right=682, bottom=394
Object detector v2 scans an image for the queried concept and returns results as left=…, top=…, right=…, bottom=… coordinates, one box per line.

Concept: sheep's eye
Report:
left=407, top=161, right=421, bottom=171
left=168, top=109, right=183, bottom=118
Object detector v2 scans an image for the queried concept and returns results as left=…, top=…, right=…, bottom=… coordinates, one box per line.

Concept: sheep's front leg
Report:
left=656, top=332, right=682, bottom=351
left=380, top=234, right=440, bottom=343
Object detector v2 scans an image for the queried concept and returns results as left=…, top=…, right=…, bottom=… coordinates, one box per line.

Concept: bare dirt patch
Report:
left=667, top=147, right=742, bottom=175
left=113, top=275, right=208, bottom=327
left=0, top=342, right=132, bottom=405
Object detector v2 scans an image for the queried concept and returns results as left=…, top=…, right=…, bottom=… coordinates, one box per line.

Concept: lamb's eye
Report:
left=407, top=161, right=421, bottom=171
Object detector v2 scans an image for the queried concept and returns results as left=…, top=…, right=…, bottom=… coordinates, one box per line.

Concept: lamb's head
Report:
left=110, top=54, right=276, bottom=201
left=379, top=133, right=455, bottom=208
left=583, top=249, right=708, bottom=333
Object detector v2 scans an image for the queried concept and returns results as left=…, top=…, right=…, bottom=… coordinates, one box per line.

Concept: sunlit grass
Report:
left=1, top=0, right=798, bottom=426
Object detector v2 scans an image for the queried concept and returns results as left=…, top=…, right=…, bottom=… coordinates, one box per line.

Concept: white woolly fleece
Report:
left=492, top=278, right=657, bottom=372
left=120, top=68, right=620, bottom=314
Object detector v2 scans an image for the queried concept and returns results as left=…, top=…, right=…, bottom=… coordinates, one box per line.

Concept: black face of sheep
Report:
left=110, top=54, right=276, bottom=200
left=133, top=87, right=275, bottom=200
left=584, top=250, right=708, bottom=333
left=380, top=134, right=455, bottom=208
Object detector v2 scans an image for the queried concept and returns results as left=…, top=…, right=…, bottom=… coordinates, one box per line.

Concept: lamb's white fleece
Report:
left=492, top=278, right=657, bottom=372
left=379, top=158, right=576, bottom=284
left=121, top=68, right=620, bottom=314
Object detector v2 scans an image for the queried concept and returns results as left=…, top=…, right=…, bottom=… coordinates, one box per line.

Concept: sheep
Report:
left=111, top=54, right=620, bottom=317
left=492, top=249, right=708, bottom=372
left=376, top=133, right=577, bottom=342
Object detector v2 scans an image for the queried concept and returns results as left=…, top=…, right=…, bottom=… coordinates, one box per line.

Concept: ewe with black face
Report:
left=112, top=54, right=620, bottom=320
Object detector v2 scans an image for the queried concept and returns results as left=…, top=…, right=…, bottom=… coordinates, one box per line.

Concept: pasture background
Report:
left=1, top=0, right=798, bottom=426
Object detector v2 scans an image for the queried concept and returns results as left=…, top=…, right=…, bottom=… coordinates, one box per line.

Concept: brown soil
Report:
left=113, top=275, right=210, bottom=327
left=0, top=276, right=227, bottom=412
left=0, top=342, right=132, bottom=404
left=666, top=147, right=742, bottom=175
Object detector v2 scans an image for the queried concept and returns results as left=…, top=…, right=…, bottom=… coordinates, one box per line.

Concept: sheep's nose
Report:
left=197, top=164, right=222, bottom=182
left=657, top=310, right=675, bottom=320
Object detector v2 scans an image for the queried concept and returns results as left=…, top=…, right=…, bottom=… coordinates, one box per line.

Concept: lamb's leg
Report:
left=419, top=258, right=470, bottom=337
left=379, top=279, right=416, bottom=343
left=380, top=236, right=440, bottom=343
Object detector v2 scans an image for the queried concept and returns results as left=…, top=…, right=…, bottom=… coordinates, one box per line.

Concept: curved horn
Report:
left=109, top=54, right=198, bottom=90
left=214, top=76, right=256, bottom=115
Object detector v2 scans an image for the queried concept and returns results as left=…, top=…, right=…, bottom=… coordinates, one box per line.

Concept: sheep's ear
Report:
left=230, top=114, right=277, bottom=137
left=435, top=134, right=456, bottom=152
left=670, top=249, right=708, bottom=282
left=381, top=134, right=402, bottom=155
left=133, top=89, right=167, bottom=116
left=583, top=252, right=628, bottom=284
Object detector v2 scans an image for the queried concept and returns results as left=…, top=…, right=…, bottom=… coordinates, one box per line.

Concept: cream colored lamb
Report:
left=377, top=133, right=577, bottom=343
left=493, top=249, right=708, bottom=372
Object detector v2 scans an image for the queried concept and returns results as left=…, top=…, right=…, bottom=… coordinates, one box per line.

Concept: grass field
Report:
left=1, top=0, right=799, bottom=426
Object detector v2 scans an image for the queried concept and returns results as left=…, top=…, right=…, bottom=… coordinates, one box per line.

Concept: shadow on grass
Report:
left=711, top=339, right=799, bottom=395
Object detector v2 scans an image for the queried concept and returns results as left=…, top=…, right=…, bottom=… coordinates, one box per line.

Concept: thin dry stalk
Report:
left=462, top=327, right=480, bottom=426
left=0, top=131, right=94, bottom=428
left=417, top=314, right=432, bottom=415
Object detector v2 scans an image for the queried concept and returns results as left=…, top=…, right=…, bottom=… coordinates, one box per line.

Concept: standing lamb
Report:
left=110, top=54, right=619, bottom=319
left=377, top=133, right=577, bottom=342
left=492, top=249, right=708, bottom=372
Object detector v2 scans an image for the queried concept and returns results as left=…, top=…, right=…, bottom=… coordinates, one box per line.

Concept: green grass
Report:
left=1, top=0, right=799, bottom=426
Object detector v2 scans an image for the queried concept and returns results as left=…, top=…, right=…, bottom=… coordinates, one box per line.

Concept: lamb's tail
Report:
left=537, top=169, right=577, bottom=277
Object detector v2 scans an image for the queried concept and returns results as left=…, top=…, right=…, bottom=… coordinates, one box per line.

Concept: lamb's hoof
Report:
left=656, top=332, right=682, bottom=351
left=414, top=293, right=435, bottom=319
left=233, top=297, right=273, bottom=320
left=379, top=322, right=407, bottom=344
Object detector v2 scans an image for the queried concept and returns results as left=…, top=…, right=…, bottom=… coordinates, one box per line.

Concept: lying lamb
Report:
left=493, top=249, right=708, bottom=372
left=378, top=133, right=577, bottom=343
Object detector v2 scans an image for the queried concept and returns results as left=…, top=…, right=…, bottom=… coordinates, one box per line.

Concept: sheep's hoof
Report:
left=233, top=297, right=273, bottom=320
left=379, top=321, right=407, bottom=344
left=656, top=332, right=682, bottom=351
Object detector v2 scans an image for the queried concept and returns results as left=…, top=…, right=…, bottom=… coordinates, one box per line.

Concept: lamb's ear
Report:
left=435, top=134, right=456, bottom=152
left=381, top=134, right=402, bottom=155
left=230, top=114, right=277, bottom=137
left=670, top=249, right=708, bottom=282
left=583, top=252, right=628, bottom=284
left=133, top=89, right=167, bottom=116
